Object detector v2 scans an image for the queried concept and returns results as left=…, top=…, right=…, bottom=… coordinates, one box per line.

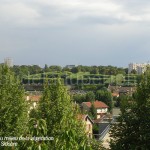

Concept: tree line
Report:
left=10, top=64, right=128, bottom=77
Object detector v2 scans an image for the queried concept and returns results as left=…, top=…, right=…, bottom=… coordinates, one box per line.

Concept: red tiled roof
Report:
left=83, top=100, right=109, bottom=108
left=26, top=95, right=41, bottom=102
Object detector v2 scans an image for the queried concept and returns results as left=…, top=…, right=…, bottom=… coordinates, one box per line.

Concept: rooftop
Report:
left=82, top=100, right=109, bottom=108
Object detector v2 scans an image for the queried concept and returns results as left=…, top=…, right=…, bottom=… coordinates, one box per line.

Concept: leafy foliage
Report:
left=110, top=73, right=150, bottom=150
left=37, top=79, right=92, bottom=149
left=89, top=103, right=97, bottom=119
left=86, top=91, right=95, bottom=102
left=72, top=94, right=86, bottom=104
left=0, top=65, right=28, bottom=150
left=0, top=65, right=28, bottom=137
left=96, top=89, right=113, bottom=111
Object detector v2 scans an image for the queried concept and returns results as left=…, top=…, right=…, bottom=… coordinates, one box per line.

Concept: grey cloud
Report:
left=76, top=15, right=125, bottom=25
left=1, top=0, right=150, bottom=28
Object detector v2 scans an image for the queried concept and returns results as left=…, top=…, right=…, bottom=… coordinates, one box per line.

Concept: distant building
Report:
left=4, top=57, right=13, bottom=67
left=65, top=65, right=76, bottom=69
left=128, top=62, right=149, bottom=74
left=108, top=85, right=136, bottom=97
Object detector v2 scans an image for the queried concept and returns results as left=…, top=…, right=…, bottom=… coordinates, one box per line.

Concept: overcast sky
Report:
left=0, top=0, right=150, bottom=67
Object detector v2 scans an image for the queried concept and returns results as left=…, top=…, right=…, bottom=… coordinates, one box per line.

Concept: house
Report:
left=82, top=101, right=109, bottom=119
left=119, top=86, right=136, bottom=96
left=108, top=85, right=136, bottom=97
left=78, top=114, right=94, bottom=138
left=26, top=95, right=41, bottom=109
left=108, top=85, right=120, bottom=93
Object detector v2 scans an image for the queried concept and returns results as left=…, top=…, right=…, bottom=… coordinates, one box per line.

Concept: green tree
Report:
left=43, top=64, right=50, bottom=72
left=0, top=65, right=28, bottom=148
left=71, top=67, right=81, bottom=73
left=96, top=89, right=113, bottom=111
left=90, top=67, right=99, bottom=74
left=86, top=91, right=95, bottom=102
left=49, top=65, right=62, bottom=72
left=110, top=73, right=150, bottom=149
left=72, top=94, right=86, bottom=104
left=38, top=79, right=92, bottom=149
left=130, top=69, right=137, bottom=74
left=29, top=65, right=42, bottom=74
left=114, top=95, right=131, bottom=108
left=20, top=118, right=48, bottom=150
left=89, top=103, right=97, bottom=119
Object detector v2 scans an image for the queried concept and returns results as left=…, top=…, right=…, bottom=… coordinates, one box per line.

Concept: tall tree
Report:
left=110, top=72, right=150, bottom=149
left=96, top=89, right=113, bottom=111
left=89, top=103, right=97, bottom=119
left=38, top=79, right=92, bottom=149
left=72, top=94, right=86, bottom=104
left=0, top=65, right=28, bottom=144
left=49, top=65, right=62, bottom=72
left=43, top=64, right=50, bottom=72
left=86, top=91, right=95, bottom=102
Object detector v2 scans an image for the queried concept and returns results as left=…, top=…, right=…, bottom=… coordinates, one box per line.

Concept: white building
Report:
left=128, top=63, right=149, bottom=74
left=4, top=57, right=13, bottom=67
